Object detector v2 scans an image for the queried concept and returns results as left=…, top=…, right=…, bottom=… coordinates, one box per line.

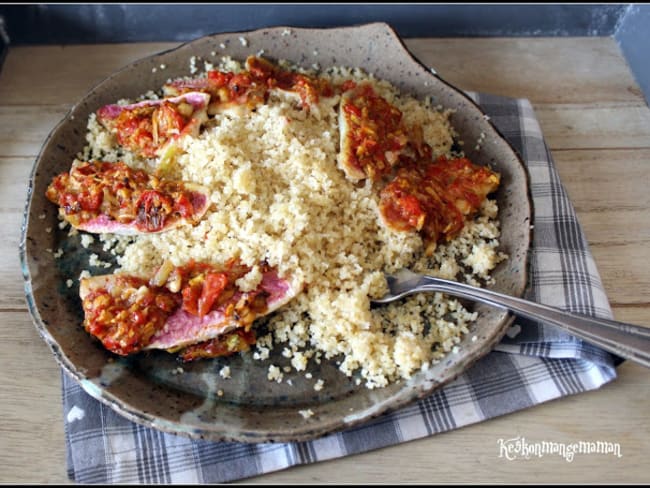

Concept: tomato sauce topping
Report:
left=340, top=82, right=409, bottom=181
left=165, top=56, right=335, bottom=112
left=379, top=156, right=500, bottom=252
left=45, top=161, right=207, bottom=232
left=424, top=156, right=501, bottom=217
left=246, top=56, right=335, bottom=109
left=82, top=275, right=180, bottom=356
left=205, top=68, right=269, bottom=110
left=97, top=99, right=199, bottom=159
left=81, top=259, right=275, bottom=357
left=169, top=259, right=271, bottom=325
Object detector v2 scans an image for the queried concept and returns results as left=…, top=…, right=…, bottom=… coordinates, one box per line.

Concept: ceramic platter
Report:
left=20, top=23, right=532, bottom=442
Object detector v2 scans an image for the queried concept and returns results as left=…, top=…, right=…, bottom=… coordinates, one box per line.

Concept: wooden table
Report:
left=1, top=37, right=649, bottom=484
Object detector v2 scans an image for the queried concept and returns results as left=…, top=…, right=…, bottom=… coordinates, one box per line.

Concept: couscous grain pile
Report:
left=73, top=56, right=505, bottom=389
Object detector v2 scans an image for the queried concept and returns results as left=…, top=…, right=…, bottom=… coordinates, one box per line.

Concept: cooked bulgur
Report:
left=75, top=56, right=505, bottom=389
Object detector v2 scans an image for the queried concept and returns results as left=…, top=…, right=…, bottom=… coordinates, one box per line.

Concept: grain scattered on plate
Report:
left=299, top=408, right=314, bottom=419
left=80, top=233, right=94, bottom=248
left=219, top=366, right=231, bottom=379
left=267, top=364, right=284, bottom=383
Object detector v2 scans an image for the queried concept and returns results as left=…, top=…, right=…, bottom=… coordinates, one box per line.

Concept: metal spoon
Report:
left=372, top=268, right=650, bottom=368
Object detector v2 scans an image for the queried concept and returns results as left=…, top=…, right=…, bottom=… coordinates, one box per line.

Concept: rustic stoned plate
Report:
left=20, top=23, right=532, bottom=442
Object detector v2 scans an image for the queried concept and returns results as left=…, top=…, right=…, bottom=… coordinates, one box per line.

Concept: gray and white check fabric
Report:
left=61, top=92, right=618, bottom=484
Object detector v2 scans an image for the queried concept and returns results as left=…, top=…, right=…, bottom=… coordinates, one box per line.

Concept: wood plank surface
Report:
left=0, top=43, right=178, bottom=106
left=1, top=36, right=649, bottom=484
left=536, top=103, right=650, bottom=150
left=406, top=37, right=646, bottom=104
left=0, top=312, right=67, bottom=483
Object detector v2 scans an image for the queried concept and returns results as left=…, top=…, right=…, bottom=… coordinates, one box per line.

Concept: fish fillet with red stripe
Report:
left=78, top=260, right=301, bottom=358
left=96, top=91, right=210, bottom=159
left=45, top=160, right=211, bottom=234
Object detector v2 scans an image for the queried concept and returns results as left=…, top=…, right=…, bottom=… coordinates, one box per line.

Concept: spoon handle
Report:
left=419, top=276, right=650, bottom=368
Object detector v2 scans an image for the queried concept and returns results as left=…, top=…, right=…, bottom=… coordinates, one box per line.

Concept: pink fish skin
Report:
left=146, top=269, right=296, bottom=350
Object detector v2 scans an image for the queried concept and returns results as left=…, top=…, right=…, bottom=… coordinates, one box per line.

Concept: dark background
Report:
left=0, top=3, right=648, bottom=104
left=0, top=4, right=630, bottom=42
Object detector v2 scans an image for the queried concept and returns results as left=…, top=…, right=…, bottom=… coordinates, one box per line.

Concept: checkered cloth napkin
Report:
left=61, top=92, right=619, bottom=483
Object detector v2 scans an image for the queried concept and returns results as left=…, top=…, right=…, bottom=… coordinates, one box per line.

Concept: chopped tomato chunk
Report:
left=198, top=272, right=229, bottom=317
